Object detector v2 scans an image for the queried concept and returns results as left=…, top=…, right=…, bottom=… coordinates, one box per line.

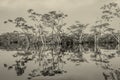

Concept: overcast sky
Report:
left=0, top=0, right=120, bottom=34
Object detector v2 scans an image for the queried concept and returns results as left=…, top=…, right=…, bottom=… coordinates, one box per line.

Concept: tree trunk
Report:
left=57, top=32, right=61, bottom=45
left=118, top=35, right=120, bottom=50
left=52, top=29, right=54, bottom=44
left=25, top=34, right=30, bottom=51
left=43, top=34, right=46, bottom=45
left=21, top=29, right=30, bottom=50
left=52, top=27, right=59, bottom=44
left=79, top=33, right=83, bottom=44
left=39, top=28, right=45, bottom=45
left=111, top=32, right=118, bottom=43
left=94, top=34, right=97, bottom=52
left=40, top=35, right=44, bottom=45
left=110, top=32, right=120, bottom=50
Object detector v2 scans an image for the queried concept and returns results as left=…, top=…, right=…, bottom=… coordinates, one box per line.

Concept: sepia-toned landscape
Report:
left=1, top=0, right=120, bottom=80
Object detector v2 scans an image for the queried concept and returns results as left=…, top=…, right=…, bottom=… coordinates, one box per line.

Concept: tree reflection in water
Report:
left=3, top=43, right=120, bottom=80
left=91, top=44, right=120, bottom=80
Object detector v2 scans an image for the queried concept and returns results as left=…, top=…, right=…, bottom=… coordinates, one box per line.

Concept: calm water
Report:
left=0, top=44, right=120, bottom=80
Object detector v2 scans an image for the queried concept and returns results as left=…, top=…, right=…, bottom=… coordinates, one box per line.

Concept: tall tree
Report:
left=101, top=2, right=120, bottom=43
left=91, top=21, right=109, bottom=52
left=4, top=17, right=34, bottom=50
left=27, top=9, right=48, bottom=45
left=41, top=11, right=67, bottom=44
left=67, top=21, right=88, bottom=43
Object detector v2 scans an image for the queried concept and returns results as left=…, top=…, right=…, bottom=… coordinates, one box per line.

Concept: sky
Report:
left=0, top=0, right=120, bottom=34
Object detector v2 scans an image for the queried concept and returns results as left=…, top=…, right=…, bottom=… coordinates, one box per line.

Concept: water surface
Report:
left=0, top=44, right=120, bottom=80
